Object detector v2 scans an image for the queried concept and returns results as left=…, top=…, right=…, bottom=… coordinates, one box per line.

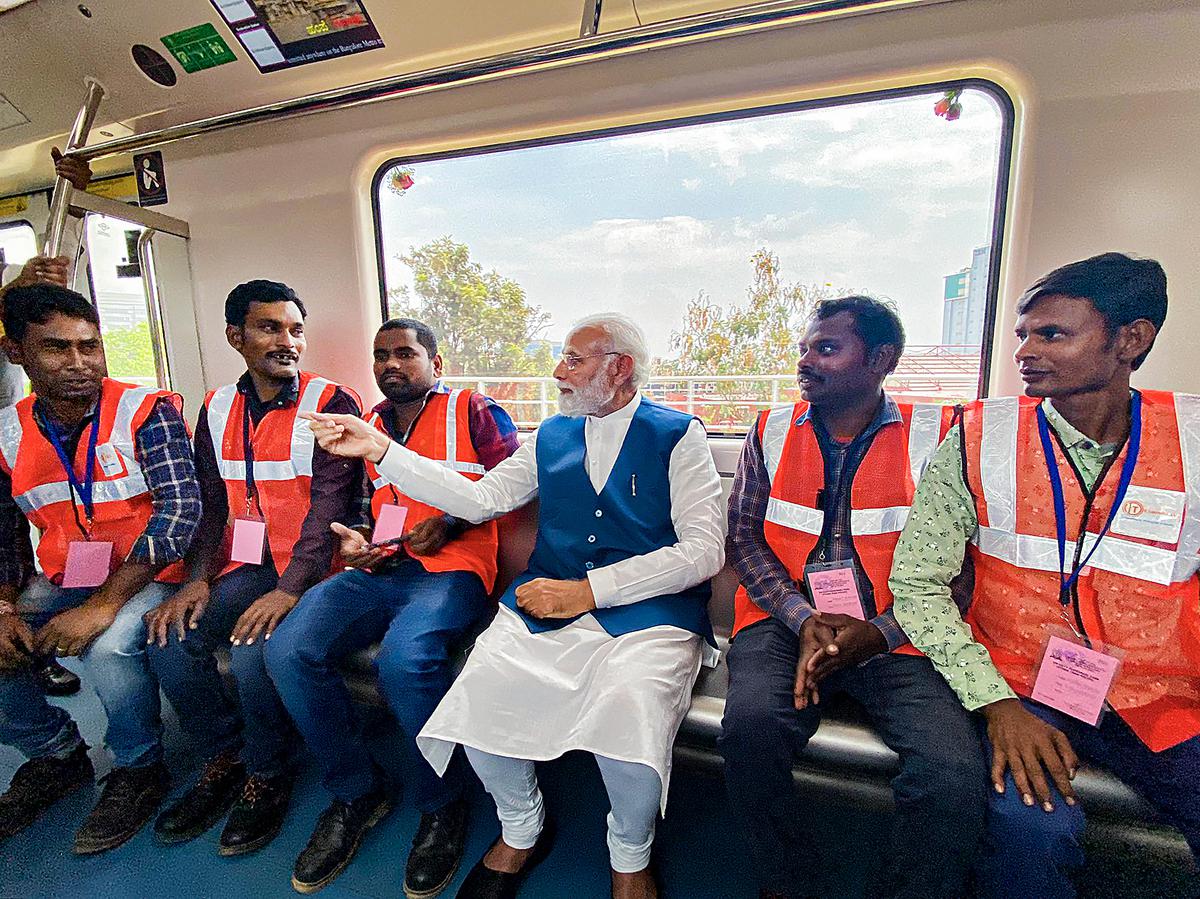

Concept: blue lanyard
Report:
left=44, top=408, right=102, bottom=529
left=1035, top=392, right=1141, bottom=605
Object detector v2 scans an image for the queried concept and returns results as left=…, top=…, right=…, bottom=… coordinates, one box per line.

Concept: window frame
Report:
left=371, top=76, right=1015, bottom=427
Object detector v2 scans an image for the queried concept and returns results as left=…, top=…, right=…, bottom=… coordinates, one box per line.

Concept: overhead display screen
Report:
left=210, top=0, right=383, bottom=72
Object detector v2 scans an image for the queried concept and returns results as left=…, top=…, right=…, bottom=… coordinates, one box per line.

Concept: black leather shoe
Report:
left=0, top=743, right=93, bottom=838
left=217, top=772, right=292, bottom=856
left=455, top=819, right=555, bottom=899
left=291, top=784, right=394, bottom=893
left=154, top=751, right=246, bottom=844
left=38, top=659, right=81, bottom=696
left=404, top=798, right=469, bottom=898
left=74, top=761, right=170, bottom=854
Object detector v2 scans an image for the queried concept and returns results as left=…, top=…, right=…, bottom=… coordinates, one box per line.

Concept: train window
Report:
left=374, top=81, right=1012, bottom=432
left=0, top=220, right=37, bottom=270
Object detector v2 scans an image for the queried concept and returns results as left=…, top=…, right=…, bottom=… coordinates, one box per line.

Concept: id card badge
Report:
left=62, top=540, right=114, bottom=589
left=803, top=560, right=866, bottom=620
left=372, top=504, right=408, bottom=544
left=95, top=442, right=125, bottom=477
left=230, top=516, right=267, bottom=565
left=1030, top=631, right=1123, bottom=726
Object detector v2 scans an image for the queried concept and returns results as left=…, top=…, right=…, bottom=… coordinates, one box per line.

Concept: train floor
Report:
left=2, top=665, right=1196, bottom=899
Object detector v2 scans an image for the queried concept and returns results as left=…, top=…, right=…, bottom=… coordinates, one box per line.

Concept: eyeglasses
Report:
left=558, top=351, right=622, bottom=371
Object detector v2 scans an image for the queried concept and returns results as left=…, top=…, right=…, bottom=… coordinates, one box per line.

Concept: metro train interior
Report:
left=0, top=0, right=1198, bottom=897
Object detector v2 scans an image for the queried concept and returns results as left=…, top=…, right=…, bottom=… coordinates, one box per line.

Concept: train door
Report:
left=68, top=191, right=207, bottom=414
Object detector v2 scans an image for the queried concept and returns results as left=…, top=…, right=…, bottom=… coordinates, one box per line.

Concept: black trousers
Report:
left=719, top=617, right=988, bottom=899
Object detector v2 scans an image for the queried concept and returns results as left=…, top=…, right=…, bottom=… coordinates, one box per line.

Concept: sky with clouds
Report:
left=377, top=87, right=1005, bottom=359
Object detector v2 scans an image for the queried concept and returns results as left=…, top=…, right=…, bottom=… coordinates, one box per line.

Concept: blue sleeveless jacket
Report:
left=498, top=398, right=714, bottom=641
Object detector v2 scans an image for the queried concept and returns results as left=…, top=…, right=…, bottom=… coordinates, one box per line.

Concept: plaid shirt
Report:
left=727, top=394, right=909, bottom=650
left=0, top=394, right=201, bottom=585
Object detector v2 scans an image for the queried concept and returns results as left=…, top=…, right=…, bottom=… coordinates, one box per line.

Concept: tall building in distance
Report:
left=941, top=245, right=991, bottom=352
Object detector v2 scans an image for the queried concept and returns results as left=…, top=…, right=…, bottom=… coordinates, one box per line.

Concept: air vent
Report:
left=132, top=44, right=177, bottom=87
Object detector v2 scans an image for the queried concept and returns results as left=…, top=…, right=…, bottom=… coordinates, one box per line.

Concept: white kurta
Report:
left=372, top=393, right=726, bottom=810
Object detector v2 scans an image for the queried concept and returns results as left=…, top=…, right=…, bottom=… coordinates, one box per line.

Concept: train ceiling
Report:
left=0, top=0, right=745, bottom=194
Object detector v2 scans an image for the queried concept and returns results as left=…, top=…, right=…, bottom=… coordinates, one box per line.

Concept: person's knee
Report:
left=84, top=609, right=149, bottom=665
left=375, top=630, right=448, bottom=689
left=720, top=694, right=794, bottom=762
left=896, top=751, right=988, bottom=819
left=227, top=640, right=269, bottom=683
left=987, top=787, right=1084, bottom=859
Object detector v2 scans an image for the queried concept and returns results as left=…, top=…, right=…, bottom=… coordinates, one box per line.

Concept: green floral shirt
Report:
left=890, top=400, right=1118, bottom=710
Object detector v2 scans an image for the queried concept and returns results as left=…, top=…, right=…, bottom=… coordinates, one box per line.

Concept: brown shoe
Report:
left=74, top=761, right=170, bottom=854
left=0, top=743, right=93, bottom=838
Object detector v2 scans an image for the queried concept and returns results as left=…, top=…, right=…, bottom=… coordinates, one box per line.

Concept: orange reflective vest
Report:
left=963, top=391, right=1200, bottom=751
left=364, top=389, right=499, bottom=592
left=205, top=371, right=358, bottom=578
left=733, top=399, right=956, bottom=645
left=0, top=378, right=186, bottom=585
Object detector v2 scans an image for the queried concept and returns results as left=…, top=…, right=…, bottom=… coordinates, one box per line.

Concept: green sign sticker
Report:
left=162, top=23, right=236, bottom=73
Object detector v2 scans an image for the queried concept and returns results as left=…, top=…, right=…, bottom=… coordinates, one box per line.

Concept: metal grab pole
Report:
left=580, top=0, right=603, bottom=37
left=136, top=230, right=172, bottom=389
left=44, top=77, right=106, bottom=257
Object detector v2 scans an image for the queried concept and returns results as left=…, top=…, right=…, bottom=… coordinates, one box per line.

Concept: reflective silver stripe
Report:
left=761, top=405, right=793, bottom=482
left=972, top=525, right=1179, bottom=585
left=16, top=469, right=151, bottom=514
left=850, top=505, right=910, bottom=536
left=111, top=385, right=162, bottom=453
left=444, top=389, right=462, bottom=464
left=764, top=496, right=823, bottom=535
left=978, top=397, right=1019, bottom=532
left=1172, top=393, right=1200, bottom=582
left=207, top=385, right=239, bottom=481
left=0, top=405, right=21, bottom=471
left=290, top=377, right=330, bottom=479
left=443, top=460, right=485, bottom=475
left=364, top=412, right=389, bottom=489
left=907, top=403, right=944, bottom=487
left=208, top=379, right=330, bottom=482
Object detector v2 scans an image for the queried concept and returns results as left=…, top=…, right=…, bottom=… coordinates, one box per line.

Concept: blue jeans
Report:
left=719, top=617, right=988, bottom=899
left=265, top=560, right=490, bottom=812
left=0, top=576, right=172, bottom=768
left=977, top=699, right=1200, bottom=899
left=148, top=564, right=292, bottom=776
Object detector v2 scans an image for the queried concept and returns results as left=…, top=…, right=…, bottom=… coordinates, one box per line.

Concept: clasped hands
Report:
left=792, top=611, right=887, bottom=710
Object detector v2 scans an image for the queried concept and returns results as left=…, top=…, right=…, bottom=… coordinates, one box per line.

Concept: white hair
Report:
left=567, top=312, right=651, bottom=389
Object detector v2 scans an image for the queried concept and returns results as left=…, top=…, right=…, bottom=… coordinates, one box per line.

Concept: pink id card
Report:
left=231, top=517, right=267, bottom=565
left=62, top=540, right=114, bottom=589
left=803, top=562, right=866, bottom=620
left=372, top=504, right=408, bottom=544
left=1030, top=635, right=1121, bottom=726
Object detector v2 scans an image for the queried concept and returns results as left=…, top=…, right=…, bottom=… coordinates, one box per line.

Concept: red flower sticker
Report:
left=934, top=89, right=963, bottom=122
left=389, top=168, right=415, bottom=194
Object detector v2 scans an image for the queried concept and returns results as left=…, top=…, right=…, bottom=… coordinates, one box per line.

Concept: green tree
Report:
left=657, top=249, right=841, bottom=429
left=388, top=237, right=552, bottom=377
left=661, top=248, right=834, bottom=376
left=102, top=321, right=157, bottom=383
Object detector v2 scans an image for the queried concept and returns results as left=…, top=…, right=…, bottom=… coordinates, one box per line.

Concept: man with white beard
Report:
left=304, top=313, right=724, bottom=899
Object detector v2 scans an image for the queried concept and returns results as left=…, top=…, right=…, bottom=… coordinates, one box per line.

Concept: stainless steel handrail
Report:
left=580, top=0, right=604, bottom=37
left=45, top=78, right=105, bottom=255
left=135, top=229, right=172, bottom=390
left=72, top=0, right=957, bottom=162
